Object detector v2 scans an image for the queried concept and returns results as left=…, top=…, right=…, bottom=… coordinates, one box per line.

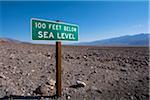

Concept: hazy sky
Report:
left=0, top=1, right=149, bottom=44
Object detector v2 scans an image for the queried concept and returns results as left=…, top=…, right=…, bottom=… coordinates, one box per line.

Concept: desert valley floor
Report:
left=0, top=42, right=149, bottom=100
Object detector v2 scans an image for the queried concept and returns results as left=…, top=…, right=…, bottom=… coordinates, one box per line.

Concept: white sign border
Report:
left=30, top=18, right=79, bottom=42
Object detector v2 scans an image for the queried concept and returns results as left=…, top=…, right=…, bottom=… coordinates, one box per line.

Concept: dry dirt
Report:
left=0, top=42, right=149, bottom=100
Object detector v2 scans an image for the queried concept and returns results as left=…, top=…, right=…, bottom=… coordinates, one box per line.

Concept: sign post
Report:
left=31, top=18, right=79, bottom=97
left=56, top=41, right=61, bottom=97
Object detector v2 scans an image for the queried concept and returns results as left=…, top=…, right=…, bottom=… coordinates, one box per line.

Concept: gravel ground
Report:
left=0, top=42, right=149, bottom=100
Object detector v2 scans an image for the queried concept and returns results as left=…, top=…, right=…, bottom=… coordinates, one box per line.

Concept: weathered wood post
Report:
left=56, top=41, right=62, bottom=97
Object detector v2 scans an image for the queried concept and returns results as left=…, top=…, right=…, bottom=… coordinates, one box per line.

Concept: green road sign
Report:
left=31, top=18, right=79, bottom=41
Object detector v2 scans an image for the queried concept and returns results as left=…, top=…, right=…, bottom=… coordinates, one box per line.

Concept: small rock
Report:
left=45, top=53, right=51, bottom=57
left=31, top=69, right=35, bottom=72
left=48, top=56, right=51, bottom=59
left=0, top=73, right=6, bottom=79
left=65, top=88, right=69, bottom=91
left=76, top=57, right=80, bottom=59
left=130, top=95, right=134, bottom=100
left=67, top=74, right=71, bottom=77
left=146, top=76, right=149, bottom=80
left=93, top=70, right=96, bottom=73
left=28, top=61, right=32, bottom=63
left=49, top=79, right=56, bottom=86
left=76, top=80, right=86, bottom=87
left=67, top=95, right=71, bottom=99
left=88, top=54, right=92, bottom=56
left=83, top=55, right=87, bottom=59
left=120, top=68, right=127, bottom=72
left=96, top=90, right=102, bottom=94
left=40, top=75, right=46, bottom=78
left=91, top=86, right=97, bottom=90
left=69, top=56, right=74, bottom=59
left=126, top=92, right=131, bottom=96
left=50, top=86, right=54, bottom=90
left=50, top=63, right=53, bottom=66
left=27, top=93, right=31, bottom=96
left=124, top=80, right=127, bottom=83
left=106, top=70, right=109, bottom=73
left=33, top=85, right=48, bottom=96
left=66, top=80, right=70, bottom=85
left=138, top=79, right=143, bottom=82
left=10, top=54, right=16, bottom=59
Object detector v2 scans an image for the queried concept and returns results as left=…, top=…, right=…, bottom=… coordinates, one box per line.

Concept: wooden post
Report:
left=56, top=41, right=62, bottom=97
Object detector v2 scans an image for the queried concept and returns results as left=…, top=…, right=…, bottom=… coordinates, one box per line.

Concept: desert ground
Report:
left=0, top=41, right=149, bottom=100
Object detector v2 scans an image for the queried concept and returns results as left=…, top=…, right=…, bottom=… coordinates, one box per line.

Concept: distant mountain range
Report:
left=0, top=38, right=29, bottom=44
left=0, top=38, right=20, bottom=43
left=78, top=33, right=150, bottom=46
left=0, top=33, right=149, bottom=46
